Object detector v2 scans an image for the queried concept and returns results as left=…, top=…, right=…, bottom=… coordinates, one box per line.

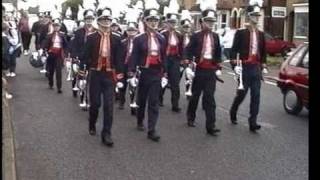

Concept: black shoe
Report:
left=147, top=131, right=160, bottom=142
left=249, top=124, right=261, bottom=132
left=187, top=120, right=196, bottom=127
left=101, top=134, right=114, bottom=147
left=172, top=107, right=181, bottom=113
left=57, top=90, right=62, bottom=94
left=137, top=124, right=145, bottom=131
left=89, top=125, right=96, bottom=135
left=207, top=128, right=221, bottom=136
left=118, top=104, right=124, bottom=110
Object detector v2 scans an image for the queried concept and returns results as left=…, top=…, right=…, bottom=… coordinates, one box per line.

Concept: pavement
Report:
left=5, top=52, right=308, bottom=180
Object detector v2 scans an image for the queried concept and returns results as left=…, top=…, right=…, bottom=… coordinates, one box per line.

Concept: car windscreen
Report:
left=288, top=45, right=308, bottom=66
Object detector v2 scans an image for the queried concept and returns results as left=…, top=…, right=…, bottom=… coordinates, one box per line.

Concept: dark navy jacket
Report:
left=160, top=29, right=184, bottom=58
left=230, top=28, right=266, bottom=64
left=183, top=30, right=222, bottom=63
left=80, top=31, right=124, bottom=74
left=69, top=27, right=97, bottom=59
left=41, top=32, right=68, bottom=57
left=129, top=32, right=167, bottom=73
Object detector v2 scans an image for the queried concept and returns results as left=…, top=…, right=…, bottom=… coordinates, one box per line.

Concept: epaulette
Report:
left=194, top=30, right=201, bottom=33
left=121, top=39, right=127, bottom=43
left=59, top=31, right=65, bottom=34
left=87, top=31, right=97, bottom=36
left=160, top=29, right=168, bottom=34
left=112, top=32, right=121, bottom=37
left=135, top=33, right=145, bottom=38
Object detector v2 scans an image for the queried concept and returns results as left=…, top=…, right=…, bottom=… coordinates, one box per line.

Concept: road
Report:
left=8, top=52, right=308, bottom=180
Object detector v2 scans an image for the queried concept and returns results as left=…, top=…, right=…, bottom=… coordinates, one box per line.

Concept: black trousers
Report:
left=159, top=56, right=181, bottom=108
left=89, top=70, right=114, bottom=135
left=21, top=31, right=32, bottom=51
left=230, top=65, right=262, bottom=125
left=119, top=66, right=129, bottom=105
left=47, top=53, right=62, bottom=90
left=137, top=68, right=161, bottom=132
left=187, top=68, right=217, bottom=130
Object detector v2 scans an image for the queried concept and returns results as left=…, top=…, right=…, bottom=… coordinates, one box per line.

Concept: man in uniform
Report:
left=81, top=7, right=124, bottom=147
left=118, top=21, right=139, bottom=110
left=69, top=9, right=97, bottom=98
left=229, top=4, right=268, bottom=132
left=183, top=9, right=222, bottom=136
left=129, top=8, right=167, bottom=142
left=41, top=18, right=68, bottom=93
left=159, top=13, right=183, bottom=112
left=180, top=17, right=193, bottom=96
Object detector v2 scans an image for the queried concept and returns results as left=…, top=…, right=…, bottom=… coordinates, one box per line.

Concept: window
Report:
left=301, top=52, right=309, bottom=68
left=289, top=45, right=308, bottom=66
left=221, top=14, right=227, bottom=28
left=294, top=5, right=308, bottom=39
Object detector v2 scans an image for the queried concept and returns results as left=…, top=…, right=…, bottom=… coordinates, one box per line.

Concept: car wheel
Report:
left=283, top=89, right=303, bottom=115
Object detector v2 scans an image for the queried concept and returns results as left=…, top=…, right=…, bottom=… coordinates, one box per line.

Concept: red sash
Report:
left=167, top=46, right=179, bottom=56
left=197, top=58, right=218, bottom=69
left=243, top=55, right=260, bottom=65
left=146, top=55, right=160, bottom=67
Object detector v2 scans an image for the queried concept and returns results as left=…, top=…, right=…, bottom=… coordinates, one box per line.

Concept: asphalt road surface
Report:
left=8, top=52, right=308, bottom=180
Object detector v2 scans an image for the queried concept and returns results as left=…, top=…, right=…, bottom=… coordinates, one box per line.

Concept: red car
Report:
left=265, top=33, right=296, bottom=57
left=277, top=43, right=309, bottom=115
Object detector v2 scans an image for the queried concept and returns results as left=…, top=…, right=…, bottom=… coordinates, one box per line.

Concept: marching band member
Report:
left=180, top=14, right=193, bottom=97
left=69, top=9, right=97, bottom=97
left=159, top=12, right=183, bottom=112
left=229, top=3, right=267, bottom=132
left=118, top=21, right=139, bottom=110
left=183, top=8, right=222, bottom=136
left=80, top=7, right=124, bottom=147
left=128, top=8, right=167, bottom=142
left=41, top=18, right=68, bottom=93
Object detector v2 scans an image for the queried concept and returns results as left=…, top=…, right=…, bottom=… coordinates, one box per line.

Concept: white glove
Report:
left=116, top=82, right=124, bottom=89
left=234, top=66, right=242, bottom=75
left=262, top=68, right=269, bottom=74
left=215, top=70, right=222, bottom=76
left=161, top=77, right=168, bottom=88
left=185, top=67, right=194, bottom=80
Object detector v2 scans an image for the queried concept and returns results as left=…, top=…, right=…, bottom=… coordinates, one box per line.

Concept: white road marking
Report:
left=223, top=70, right=277, bottom=87
left=264, top=81, right=277, bottom=86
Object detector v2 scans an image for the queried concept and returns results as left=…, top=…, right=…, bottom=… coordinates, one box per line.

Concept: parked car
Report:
left=265, top=33, right=296, bottom=57
left=276, top=43, right=308, bottom=115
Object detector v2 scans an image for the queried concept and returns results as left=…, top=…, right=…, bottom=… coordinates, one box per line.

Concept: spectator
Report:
left=2, top=22, right=13, bottom=99
left=222, top=27, right=236, bottom=60
left=6, top=15, right=22, bottom=77
left=31, top=12, right=44, bottom=50
left=18, top=10, right=32, bottom=55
